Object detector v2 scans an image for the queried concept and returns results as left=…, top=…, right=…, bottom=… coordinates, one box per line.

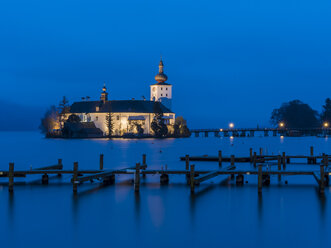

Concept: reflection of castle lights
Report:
left=230, top=136, right=234, bottom=139
left=280, top=136, right=284, bottom=139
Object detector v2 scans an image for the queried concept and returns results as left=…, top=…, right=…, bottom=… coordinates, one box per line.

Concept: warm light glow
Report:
left=279, top=122, right=285, bottom=127
left=219, top=128, right=223, bottom=131
left=280, top=135, right=284, bottom=139
left=229, top=123, right=234, bottom=128
left=230, top=136, right=234, bottom=139
left=323, top=122, right=329, bottom=128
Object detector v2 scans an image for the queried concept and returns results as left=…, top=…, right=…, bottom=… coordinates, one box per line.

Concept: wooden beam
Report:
left=73, top=162, right=78, bottom=193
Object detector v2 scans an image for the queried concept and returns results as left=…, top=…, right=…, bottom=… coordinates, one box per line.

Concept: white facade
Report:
left=150, top=84, right=172, bottom=108
left=65, top=112, right=175, bottom=136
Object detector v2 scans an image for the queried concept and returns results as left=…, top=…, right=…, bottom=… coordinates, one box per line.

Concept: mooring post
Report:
left=310, top=146, right=314, bottom=156
left=73, top=162, right=78, bottom=193
left=142, top=154, right=147, bottom=178
left=231, top=155, right=235, bottom=166
left=42, top=173, right=49, bottom=185
left=57, top=159, right=63, bottom=177
left=190, top=164, right=195, bottom=193
left=259, top=148, right=263, bottom=156
left=253, top=152, right=257, bottom=167
left=320, top=155, right=325, bottom=194
left=134, top=163, right=140, bottom=192
left=218, top=150, right=222, bottom=167
left=142, top=154, right=146, bottom=166
left=185, top=155, right=189, bottom=170
left=282, top=152, right=286, bottom=170
left=8, top=163, right=14, bottom=193
left=277, top=155, right=281, bottom=181
left=258, top=164, right=262, bottom=194
left=249, top=148, right=253, bottom=163
left=100, top=154, right=104, bottom=170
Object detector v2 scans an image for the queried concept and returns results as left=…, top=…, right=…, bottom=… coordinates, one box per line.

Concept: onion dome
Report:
left=102, top=83, right=107, bottom=92
left=155, top=58, right=168, bottom=83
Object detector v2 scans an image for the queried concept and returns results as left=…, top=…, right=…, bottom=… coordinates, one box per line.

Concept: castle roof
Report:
left=69, top=100, right=173, bottom=114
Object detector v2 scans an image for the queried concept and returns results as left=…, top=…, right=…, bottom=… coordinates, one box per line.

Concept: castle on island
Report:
left=62, top=58, right=175, bottom=137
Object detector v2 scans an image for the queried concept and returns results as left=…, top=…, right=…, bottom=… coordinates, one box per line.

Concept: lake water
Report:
left=0, top=132, right=330, bottom=248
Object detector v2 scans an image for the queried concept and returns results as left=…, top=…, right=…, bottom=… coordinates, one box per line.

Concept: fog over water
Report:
left=0, top=132, right=330, bottom=247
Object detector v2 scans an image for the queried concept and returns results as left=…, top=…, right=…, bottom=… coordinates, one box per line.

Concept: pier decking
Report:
left=0, top=147, right=330, bottom=195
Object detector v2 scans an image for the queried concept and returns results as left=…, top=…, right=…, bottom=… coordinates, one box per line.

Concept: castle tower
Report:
left=100, top=83, right=108, bottom=102
left=150, top=58, right=172, bottom=109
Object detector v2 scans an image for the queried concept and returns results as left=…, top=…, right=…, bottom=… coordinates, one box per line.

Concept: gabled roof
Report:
left=69, top=100, right=173, bottom=114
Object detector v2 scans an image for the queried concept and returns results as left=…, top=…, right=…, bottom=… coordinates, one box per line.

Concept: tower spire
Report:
left=155, top=57, right=167, bottom=83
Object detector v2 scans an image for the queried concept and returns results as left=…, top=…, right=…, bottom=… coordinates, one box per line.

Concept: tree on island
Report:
left=270, top=100, right=319, bottom=128
left=151, top=102, right=168, bottom=137
left=58, top=96, right=69, bottom=128
left=66, top=114, right=81, bottom=123
left=174, top=116, right=191, bottom=137
left=320, top=98, right=331, bottom=124
left=105, top=112, right=114, bottom=137
left=39, top=106, right=60, bottom=134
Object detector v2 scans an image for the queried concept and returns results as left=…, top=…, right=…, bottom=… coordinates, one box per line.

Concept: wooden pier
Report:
left=0, top=147, right=330, bottom=195
left=190, top=127, right=331, bottom=137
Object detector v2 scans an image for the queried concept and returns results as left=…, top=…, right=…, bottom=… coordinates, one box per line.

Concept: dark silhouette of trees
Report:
left=271, top=100, right=319, bottom=128
left=174, top=116, right=191, bottom=137
left=320, top=98, right=331, bottom=124
left=151, top=102, right=168, bottom=137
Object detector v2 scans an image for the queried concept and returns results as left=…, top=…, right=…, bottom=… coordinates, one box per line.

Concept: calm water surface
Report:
left=0, top=132, right=330, bottom=248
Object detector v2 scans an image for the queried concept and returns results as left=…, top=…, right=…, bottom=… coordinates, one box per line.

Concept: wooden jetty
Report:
left=0, top=147, right=330, bottom=195
left=190, top=127, right=331, bottom=137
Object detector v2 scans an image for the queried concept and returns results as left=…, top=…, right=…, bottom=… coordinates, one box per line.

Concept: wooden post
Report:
left=282, top=152, right=286, bottom=170
left=259, top=148, right=263, bottom=156
left=100, top=154, right=104, bottom=170
left=249, top=148, right=253, bottom=163
left=310, top=146, right=314, bottom=156
left=258, top=164, right=262, bottom=194
left=218, top=150, right=222, bottom=167
left=230, top=155, right=235, bottom=167
left=73, top=162, right=78, bottom=193
left=58, top=159, right=63, bottom=177
left=277, top=155, right=281, bottom=181
left=253, top=152, right=257, bottom=167
left=320, top=155, right=325, bottom=194
left=142, top=154, right=146, bottom=166
left=134, top=163, right=140, bottom=192
left=190, top=164, right=195, bottom=193
left=58, top=159, right=63, bottom=168
left=185, top=155, right=189, bottom=170
left=8, top=163, right=14, bottom=193
left=42, top=174, right=49, bottom=184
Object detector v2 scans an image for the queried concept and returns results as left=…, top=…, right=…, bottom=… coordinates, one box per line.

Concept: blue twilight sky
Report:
left=0, top=0, right=330, bottom=130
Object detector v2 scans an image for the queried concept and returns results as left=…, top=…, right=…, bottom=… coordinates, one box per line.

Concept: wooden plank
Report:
left=33, top=164, right=63, bottom=170
left=194, top=165, right=235, bottom=184
left=76, top=170, right=115, bottom=183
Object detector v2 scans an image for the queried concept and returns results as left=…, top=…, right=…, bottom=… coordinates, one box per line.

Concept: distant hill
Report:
left=0, top=100, right=45, bottom=131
